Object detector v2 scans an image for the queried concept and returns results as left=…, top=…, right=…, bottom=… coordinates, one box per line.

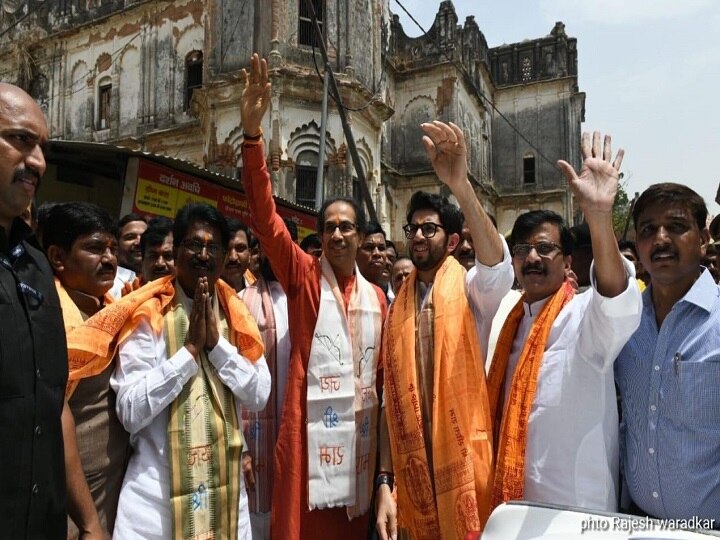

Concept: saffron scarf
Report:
left=164, top=280, right=264, bottom=540
left=241, top=277, right=278, bottom=513
left=306, top=255, right=382, bottom=518
left=486, top=280, right=575, bottom=507
left=383, top=256, right=494, bottom=540
left=57, top=275, right=175, bottom=398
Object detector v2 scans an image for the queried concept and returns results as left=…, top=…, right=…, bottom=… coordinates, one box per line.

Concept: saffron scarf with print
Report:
left=306, top=255, right=382, bottom=518
left=486, top=280, right=575, bottom=507
left=383, top=256, right=494, bottom=540
left=57, top=275, right=175, bottom=398
left=164, top=279, right=264, bottom=540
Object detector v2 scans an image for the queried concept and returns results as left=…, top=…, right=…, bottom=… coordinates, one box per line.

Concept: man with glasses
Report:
left=480, top=132, right=642, bottom=512
left=376, top=121, right=511, bottom=540
left=0, top=82, right=104, bottom=539
left=240, top=54, right=387, bottom=538
left=111, top=202, right=270, bottom=539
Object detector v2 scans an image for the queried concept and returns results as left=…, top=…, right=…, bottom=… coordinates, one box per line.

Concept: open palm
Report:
left=240, top=53, right=271, bottom=136
left=558, top=131, right=624, bottom=215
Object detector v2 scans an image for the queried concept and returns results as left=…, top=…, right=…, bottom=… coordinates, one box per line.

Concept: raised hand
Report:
left=184, top=278, right=207, bottom=358
left=240, top=53, right=272, bottom=137
left=557, top=131, right=624, bottom=217
left=421, top=121, right=469, bottom=188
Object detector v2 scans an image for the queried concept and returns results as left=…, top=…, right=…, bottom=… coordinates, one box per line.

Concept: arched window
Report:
left=184, top=51, right=203, bottom=111
left=295, top=150, right=319, bottom=208
left=298, top=0, right=324, bottom=47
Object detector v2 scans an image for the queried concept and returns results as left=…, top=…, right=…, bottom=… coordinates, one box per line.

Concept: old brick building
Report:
left=0, top=0, right=584, bottom=238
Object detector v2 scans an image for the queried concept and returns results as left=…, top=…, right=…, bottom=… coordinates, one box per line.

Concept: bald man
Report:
left=0, top=82, right=103, bottom=539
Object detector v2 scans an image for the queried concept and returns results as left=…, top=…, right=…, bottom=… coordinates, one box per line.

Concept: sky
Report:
left=392, top=0, right=720, bottom=218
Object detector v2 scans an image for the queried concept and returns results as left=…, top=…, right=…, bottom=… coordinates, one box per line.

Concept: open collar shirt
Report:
left=615, top=268, right=720, bottom=522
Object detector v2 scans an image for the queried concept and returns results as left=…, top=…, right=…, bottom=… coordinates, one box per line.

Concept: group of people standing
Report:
left=1, top=50, right=718, bottom=540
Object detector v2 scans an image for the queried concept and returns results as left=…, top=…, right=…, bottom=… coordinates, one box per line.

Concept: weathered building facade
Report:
left=0, top=0, right=584, bottom=239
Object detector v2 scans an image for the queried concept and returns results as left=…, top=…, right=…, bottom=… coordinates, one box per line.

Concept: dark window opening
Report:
left=296, top=165, right=317, bottom=208
left=298, top=0, right=324, bottom=47
left=98, top=84, right=111, bottom=130
left=185, top=51, right=203, bottom=112
left=523, top=155, right=536, bottom=184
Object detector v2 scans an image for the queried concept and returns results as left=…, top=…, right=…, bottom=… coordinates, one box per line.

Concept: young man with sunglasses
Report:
left=239, top=54, right=387, bottom=539
left=480, top=133, right=642, bottom=512
left=376, top=121, right=511, bottom=539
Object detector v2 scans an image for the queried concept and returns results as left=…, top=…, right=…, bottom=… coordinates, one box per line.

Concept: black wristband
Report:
left=375, top=472, right=394, bottom=492
left=243, top=130, right=262, bottom=141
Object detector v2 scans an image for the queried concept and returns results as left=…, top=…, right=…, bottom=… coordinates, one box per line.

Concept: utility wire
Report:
left=393, top=0, right=561, bottom=171
left=0, top=0, right=47, bottom=40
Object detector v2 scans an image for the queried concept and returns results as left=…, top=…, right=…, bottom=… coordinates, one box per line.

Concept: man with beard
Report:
left=238, top=222, right=294, bottom=539
left=111, top=203, right=270, bottom=539
left=615, top=184, right=720, bottom=525
left=222, top=218, right=252, bottom=292
left=480, top=132, right=642, bottom=512
left=0, top=82, right=104, bottom=539
left=356, top=221, right=390, bottom=296
left=109, top=213, right=147, bottom=298
left=240, top=53, right=386, bottom=539
left=43, top=202, right=132, bottom=537
left=376, top=121, right=511, bottom=540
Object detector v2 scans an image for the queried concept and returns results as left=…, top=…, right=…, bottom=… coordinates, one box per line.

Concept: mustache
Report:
left=192, top=260, right=213, bottom=270
left=98, top=263, right=116, bottom=274
left=522, top=263, right=547, bottom=276
left=651, top=246, right=677, bottom=258
left=13, top=168, right=41, bottom=185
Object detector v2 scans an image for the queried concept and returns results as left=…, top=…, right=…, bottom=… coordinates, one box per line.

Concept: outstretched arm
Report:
left=421, top=121, right=502, bottom=266
left=557, top=132, right=626, bottom=298
left=240, top=53, right=311, bottom=292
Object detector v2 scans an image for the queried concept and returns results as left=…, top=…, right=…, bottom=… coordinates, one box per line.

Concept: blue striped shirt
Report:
left=615, top=269, right=720, bottom=521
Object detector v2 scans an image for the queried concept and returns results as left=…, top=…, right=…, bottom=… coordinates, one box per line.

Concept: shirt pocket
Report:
left=534, top=350, right=567, bottom=408
left=678, top=359, right=720, bottom=427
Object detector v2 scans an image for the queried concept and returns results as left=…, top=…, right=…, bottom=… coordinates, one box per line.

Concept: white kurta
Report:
left=470, top=257, right=642, bottom=511
left=110, top=294, right=271, bottom=540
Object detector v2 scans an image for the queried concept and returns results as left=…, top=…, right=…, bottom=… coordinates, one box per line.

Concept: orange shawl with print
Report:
left=383, top=256, right=493, bottom=540
left=486, top=280, right=575, bottom=507
left=57, top=275, right=175, bottom=398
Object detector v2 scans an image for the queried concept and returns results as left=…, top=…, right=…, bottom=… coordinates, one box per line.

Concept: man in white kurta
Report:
left=474, top=132, right=643, bottom=511
left=111, top=204, right=271, bottom=539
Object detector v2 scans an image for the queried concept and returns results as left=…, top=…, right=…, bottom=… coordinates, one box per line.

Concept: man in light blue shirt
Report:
left=616, top=182, right=719, bottom=526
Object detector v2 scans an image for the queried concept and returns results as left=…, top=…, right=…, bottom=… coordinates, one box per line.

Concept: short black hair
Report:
left=510, top=210, right=574, bottom=255
left=117, top=212, right=147, bottom=232
left=226, top=218, right=250, bottom=240
left=406, top=191, right=462, bottom=236
left=317, top=197, right=366, bottom=236
left=618, top=239, right=638, bottom=259
left=173, top=203, right=229, bottom=249
left=633, top=183, right=707, bottom=231
left=364, top=221, right=386, bottom=238
left=283, top=218, right=299, bottom=242
left=386, top=239, right=396, bottom=252
left=300, top=233, right=322, bottom=252
left=140, top=216, right=174, bottom=254
left=42, top=202, right=116, bottom=252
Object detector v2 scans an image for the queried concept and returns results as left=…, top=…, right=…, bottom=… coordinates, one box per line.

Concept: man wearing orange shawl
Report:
left=479, top=133, right=642, bottom=512
left=111, top=203, right=270, bottom=540
left=241, top=54, right=387, bottom=539
left=376, top=122, right=511, bottom=540
left=43, top=202, right=135, bottom=537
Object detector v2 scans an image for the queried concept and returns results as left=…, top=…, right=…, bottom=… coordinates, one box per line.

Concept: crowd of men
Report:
left=1, top=50, right=719, bottom=540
